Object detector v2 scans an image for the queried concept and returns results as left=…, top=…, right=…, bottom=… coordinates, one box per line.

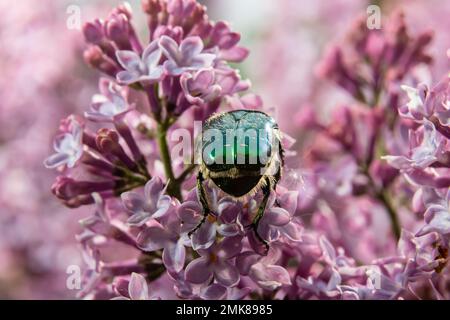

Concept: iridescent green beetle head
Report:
left=200, top=110, right=282, bottom=197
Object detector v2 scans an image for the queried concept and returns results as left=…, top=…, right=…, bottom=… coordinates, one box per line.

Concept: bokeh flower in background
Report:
left=1, top=0, right=450, bottom=300
left=0, top=0, right=90, bottom=299
left=0, top=0, right=128, bottom=299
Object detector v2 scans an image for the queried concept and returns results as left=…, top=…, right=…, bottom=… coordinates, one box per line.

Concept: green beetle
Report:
left=190, top=110, right=284, bottom=250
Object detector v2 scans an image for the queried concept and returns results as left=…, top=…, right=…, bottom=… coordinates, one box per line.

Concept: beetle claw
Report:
left=251, top=223, right=270, bottom=254
left=188, top=210, right=211, bottom=238
left=188, top=221, right=203, bottom=238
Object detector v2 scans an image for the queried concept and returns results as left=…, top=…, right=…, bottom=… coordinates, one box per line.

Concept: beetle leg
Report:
left=273, top=141, right=284, bottom=207
left=188, top=171, right=211, bottom=237
left=279, top=141, right=285, bottom=167
left=251, top=176, right=272, bottom=253
left=274, top=167, right=282, bottom=207
left=273, top=154, right=282, bottom=208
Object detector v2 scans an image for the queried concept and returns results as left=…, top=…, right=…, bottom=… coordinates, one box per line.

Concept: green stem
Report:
left=156, top=122, right=182, bottom=201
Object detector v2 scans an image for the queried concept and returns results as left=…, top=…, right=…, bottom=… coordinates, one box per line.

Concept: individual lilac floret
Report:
left=79, top=193, right=137, bottom=247
left=256, top=191, right=302, bottom=243
left=198, top=284, right=228, bottom=300
left=171, top=271, right=251, bottom=300
left=159, top=35, right=216, bottom=76
left=250, top=262, right=292, bottom=291
left=180, top=68, right=222, bottom=105
left=214, top=66, right=251, bottom=96
left=76, top=245, right=102, bottom=299
left=116, top=39, right=164, bottom=85
left=399, top=78, right=449, bottom=125
left=113, top=273, right=152, bottom=300
left=382, top=120, right=446, bottom=170
left=399, top=84, right=430, bottom=121
left=180, top=66, right=250, bottom=105
left=203, top=284, right=251, bottom=300
left=44, top=118, right=83, bottom=169
left=121, top=177, right=171, bottom=226
left=85, top=78, right=132, bottom=122
left=185, top=236, right=242, bottom=287
left=295, top=236, right=364, bottom=299
left=210, top=21, right=249, bottom=62
left=137, top=216, right=188, bottom=273
left=236, top=249, right=291, bottom=291
left=177, top=190, right=243, bottom=251
left=417, top=188, right=450, bottom=236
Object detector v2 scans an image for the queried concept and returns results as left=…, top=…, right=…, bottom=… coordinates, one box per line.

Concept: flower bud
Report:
left=105, top=13, right=132, bottom=50
left=83, top=20, right=105, bottom=44
left=84, top=46, right=119, bottom=77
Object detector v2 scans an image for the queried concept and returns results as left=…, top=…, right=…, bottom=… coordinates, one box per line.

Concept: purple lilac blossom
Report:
left=34, top=0, right=450, bottom=300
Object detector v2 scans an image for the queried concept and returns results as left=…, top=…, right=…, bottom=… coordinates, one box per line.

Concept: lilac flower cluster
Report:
left=383, top=75, right=450, bottom=277
left=45, top=0, right=301, bottom=300
left=44, top=1, right=450, bottom=300
left=290, top=11, right=450, bottom=299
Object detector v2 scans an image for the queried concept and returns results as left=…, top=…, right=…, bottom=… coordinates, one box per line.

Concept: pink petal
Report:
left=146, top=66, right=164, bottom=81
left=153, top=195, right=171, bottom=219
left=281, top=222, right=302, bottom=241
left=185, top=257, right=212, bottom=284
left=191, top=221, right=216, bottom=250
left=192, top=68, right=215, bottom=89
left=213, top=260, right=240, bottom=287
left=319, top=236, right=336, bottom=263
left=137, top=226, right=171, bottom=251
left=116, top=71, right=139, bottom=85
left=227, top=287, right=252, bottom=300
left=199, top=284, right=227, bottom=300
left=79, top=216, right=111, bottom=236
left=278, top=191, right=299, bottom=214
left=116, top=50, right=141, bottom=72
left=159, top=35, right=181, bottom=63
left=249, top=263, right=291, bottom=291
left=217, top=235, right=243, bottom=259
left=180, top=36, right=204, bottom=58
left=144, top=176, right=165, bottom=200
left=127, top=211, right=151, bottom=226
left=219, top=46, right=249, bottom=62
left=397, top=230, right=416, bottom=257
left=142, top=40, right=162, bottom=67
left=44, top=153, right=70, bottom=169
left=128, top=273, right=149, bottom=300
left=121, top=191, right=145, bottom=213
left=265, top=207, right=291, bottom=226
left=177, top=201, right=202, bottom=224
left=217, top=200, right=240, bottom=223
left=191, top=53, right=216, bottom=69
left=217, top=223, right=241, bottom=237
left=84, top=110, right=112, bottom=122
left=162, top=241, right=186, bottom=273
left=235, top=251, right=259, bottom=276
left=164, top=60, right=184, bottom=76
